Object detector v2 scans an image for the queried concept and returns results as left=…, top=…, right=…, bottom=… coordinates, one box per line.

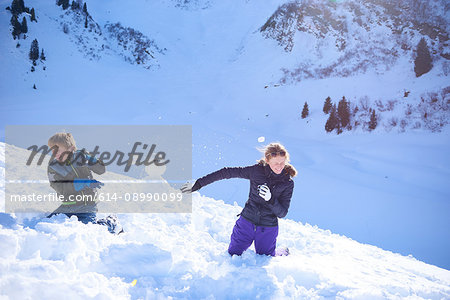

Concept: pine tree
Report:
left=10, top=15, right=21, bottom=39
left=84, top=15, right=88, bottom=28
left=323, top=96, right=332, bottom=114
left=40, top=48, right=46, bottom=61
left=7, top=0, right=17, bottom=16
left=33, top=84, right=36, bottom=89
left=10, top=0, right=18, bottom=15
left=414, top=37, right=432, bottom=77
left=21, top=16, right=28, bottom=34
left=30, top=7, right=36, bottom=22
left=18, top=0, right=25, bottom=13
left=10, top=0, right=25, bottom=15
left=368, top=110, right=377, bottom=131
left=83, top=3, right=88, bottom=15
left=29, top=39, right=39, bottom=63
left=337, top=96, right=350, bottom=129
left=325, top=104, right=338, bottom=133
left=71, top=1, right=80, bottom=10
left=301, top=102, right=309, bottom=119
left=10, top=14, right=17, bottom=27
left=58, top=0, right=70, bottom=10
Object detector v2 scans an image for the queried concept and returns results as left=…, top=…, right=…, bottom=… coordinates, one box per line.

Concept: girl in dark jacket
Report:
left=182, top=142, right=297, bottom=256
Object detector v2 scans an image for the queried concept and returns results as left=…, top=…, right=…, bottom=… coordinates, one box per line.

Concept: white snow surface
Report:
left=1, top=199, right=450, bottom=299
left=1, top=0, right=450, bottom=295
left=0, top=143, right=450, bottom=299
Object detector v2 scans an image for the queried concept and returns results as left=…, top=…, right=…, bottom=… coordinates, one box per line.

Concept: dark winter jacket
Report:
left=47, top=150, right=105, bottom=207
left=193, top=162, right=294, bottom=226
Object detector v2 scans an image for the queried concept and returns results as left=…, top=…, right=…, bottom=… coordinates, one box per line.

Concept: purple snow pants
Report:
left=228, top=216, right=278, bottom=256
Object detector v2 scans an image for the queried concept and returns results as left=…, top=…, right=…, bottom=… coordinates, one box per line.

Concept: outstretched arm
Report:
left=184, top=165, right=255, bottom=193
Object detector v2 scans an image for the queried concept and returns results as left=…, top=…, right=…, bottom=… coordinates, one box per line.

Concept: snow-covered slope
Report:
left=0, top=142, right=450, bottom=299
left=1, top=197, right=450, bottom=298
left=1, top=0, right=449, bottom=275
left=1, top=197, right=450, bottom=299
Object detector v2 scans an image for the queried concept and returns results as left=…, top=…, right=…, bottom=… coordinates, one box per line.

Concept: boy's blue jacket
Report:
left=47, top=150, right=105, bottom=206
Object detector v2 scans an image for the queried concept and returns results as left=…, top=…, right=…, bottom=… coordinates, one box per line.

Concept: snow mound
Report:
left=0, top=193, right=449, bottom=299
left=0, top=142, right=449, bottom=298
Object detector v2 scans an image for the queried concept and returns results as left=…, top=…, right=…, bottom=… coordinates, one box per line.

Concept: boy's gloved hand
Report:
left=89, top=180, right=104, bottom=189
left=73, top=179, right=104, bottom=191
left=84, top=153, right=98, bottom=164
left=258, top=184, right=271, bottom=201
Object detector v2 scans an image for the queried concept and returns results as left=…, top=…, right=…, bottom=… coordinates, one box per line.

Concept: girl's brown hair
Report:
left=258, top=142, right=297, bottom=177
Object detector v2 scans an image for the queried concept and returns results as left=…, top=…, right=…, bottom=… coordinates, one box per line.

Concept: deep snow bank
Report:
left=1, top=194, right=449, bottom=299
left=0, top=142, right=449, bottom=299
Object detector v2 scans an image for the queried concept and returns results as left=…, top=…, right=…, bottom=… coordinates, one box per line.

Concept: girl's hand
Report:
left=181, top=181, right=201, bottom=193
left=180, top=182, right=194, bottom=193
left=258, top=184, right=271, bottom=201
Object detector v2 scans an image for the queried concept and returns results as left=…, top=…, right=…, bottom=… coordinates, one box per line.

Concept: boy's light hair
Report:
left=48, top=132, right=77, bottom=149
